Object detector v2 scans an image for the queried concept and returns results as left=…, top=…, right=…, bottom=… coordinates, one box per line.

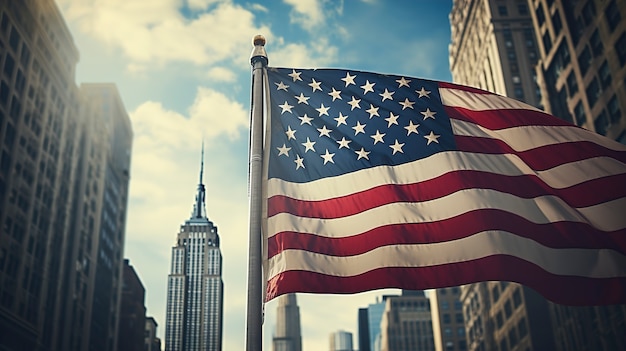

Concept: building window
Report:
left=504, top=301, right=513, bottom=318
left=578, top=46, right=592, bottom=76
left=442, top=300, right=449, bottom=310
left=518, top=3, right=528, bottom=15
left=458, top=327, right=466, bottom=336
left=499, top=5, right=508, bottom=16
left=3, top=53, right=15, bottom=78
left=492, top=286, right=500, bottom=302
left=524, top=28, right=535, bottom=47
left=514, top=86, right=524, bottom=99
left=552, top=11, right=562, bottom=35
left=443, top=313, right=451, bottom=324
left=456, top=313, right=464, bottom=323
left=500, top=338, right=509, bottom=351
left=599, top=61, right=612, bottom=88
left=513, top=289, right=522, bottom=308
left=595, top=110, right=609, bottom=135
left=496, top=311, right=504, bottom=329
left=581, top=1, right=596, bottom=26
left=509, top=328, right=518, bottom=347
left=590, top=29, right=603, bottom=56
left=605, top=0, right=621, bottom=32
left=608, top=95, right=621, bottom=124
left=615, top=32, right=626, bottom=65
left=586, top=77, right=601, bottom=107
left=536, top=4, right=546, bottom=26
left=567, top=71, right=578, bottom=95
left=542, top=31, right=552, bottom=53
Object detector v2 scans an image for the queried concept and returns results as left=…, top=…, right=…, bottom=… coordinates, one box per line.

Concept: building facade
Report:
left=165, top=157, right=224, bottom=351
left=329, top=330, right=354, bottom=351
left=531, top=0, right=626, bottom=140
left=118, top=259, right=147, bottom=351
left=430, top=287, right=467, bottom=351
left=0, top=1, right=132, bottom=350
left=379, top=291, right=435, bottom=351
left=272, top=293, right=302, bottom=351
left=449, top=0, right=543, bottom=108
left=145, top=316, right=162, bottom=351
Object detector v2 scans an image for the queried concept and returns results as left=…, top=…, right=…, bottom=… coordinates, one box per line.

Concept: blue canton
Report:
left=267, top=68, right=456, bottom=183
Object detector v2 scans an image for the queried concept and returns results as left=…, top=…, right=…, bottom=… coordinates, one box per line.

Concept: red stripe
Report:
left=266, top=255, right=626, bottom=305
left=446, top=105, right=571, bottom=128
left=267, top=209, right=626, bottom=258
left=454, top=136, right=626, bottom=169
left=267, top=171, right=626, bottom=219
left=438, top=81, right=495, bottom=95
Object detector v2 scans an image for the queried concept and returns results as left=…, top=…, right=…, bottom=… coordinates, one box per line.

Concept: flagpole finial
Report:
left=251, top=34, right=268, bottom=66
left=253, top=34, right=266, bottom=46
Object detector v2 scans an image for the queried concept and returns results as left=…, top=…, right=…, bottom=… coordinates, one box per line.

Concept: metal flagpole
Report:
left=246, top=34, right=267, bottom=351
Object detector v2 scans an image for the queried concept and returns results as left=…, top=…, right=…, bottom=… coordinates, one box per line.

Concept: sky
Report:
left=56, top=0, right=453, bottom=349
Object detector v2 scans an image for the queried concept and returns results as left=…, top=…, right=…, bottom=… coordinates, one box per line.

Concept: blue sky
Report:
left=57, top=0, right=453, bottom=349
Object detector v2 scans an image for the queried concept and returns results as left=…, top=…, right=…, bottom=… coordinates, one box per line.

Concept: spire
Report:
left=191, top=142, right=207, bottom=219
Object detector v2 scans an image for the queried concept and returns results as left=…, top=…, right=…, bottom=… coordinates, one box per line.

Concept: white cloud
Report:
left=282, top=0, right=325, bottom=31
left=58, top=0, right=272, bottom=69
left=187, top=0, right=225, bottom=10
left=207, top=66, right=237, bottom=82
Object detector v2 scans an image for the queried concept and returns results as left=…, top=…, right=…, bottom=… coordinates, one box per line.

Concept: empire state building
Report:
left=165, top=153, right=223, bottom=350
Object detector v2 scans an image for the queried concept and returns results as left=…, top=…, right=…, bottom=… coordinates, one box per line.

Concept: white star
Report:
left=294, top=155, right=305, bottom=169
left=288, top=69, right=302, bottom=82
left=421, top=108, right=436, bottom=120
left=360, top=80, right=375, bottom=95
left=424, top=131, right=441, bottom=145
left=416, top=87, right=431, bottom=98
left=275, top=81, right=289, bottom=91
left=277, top=144, right=291, bottom=156
left=352, top=121, right=366, bottom=135
left=317, top=125, right=332, bottom=138
left=355, top=147, right=370, bottom=160
left=294, top=93, right=310, bottom=104
left=328, top=87, right=342, bottom=101
left=371, top=130, right=386, bottom=144
left=320, top=149, right=336, bottom=165
left=341, top=72, right=356, bottom=87
left=385, top=112, right=399, bottom=127
left=399, top=98, right=415, bottom=110
left=389, top=140, right=405, bottom=155
left=285, top=126, right=297, bottom=140
left=298, top=113, right=313, bottom=125
left=366, top=104, right=380, bottom=119
left=396, top=77, right=411, bottom=88
left=316, top=103, right=330, bottom=117
left=334, top=112, right=348, bottom=126
left=279, top=101, right=294, bottom=114
left=301, top=137, right=316, bottom=153
left=404, top=120, right=420, bottom=135
left=336, top=137, right=351, bottom=149
left=379, top=88, right=395, bottom=101
left=347, top=96, right=361, bottom=110
left=308, top=78, right=322, bottom=92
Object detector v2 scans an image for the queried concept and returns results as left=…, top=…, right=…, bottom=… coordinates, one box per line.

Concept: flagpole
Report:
left=246, top=34, right=267, bottom=351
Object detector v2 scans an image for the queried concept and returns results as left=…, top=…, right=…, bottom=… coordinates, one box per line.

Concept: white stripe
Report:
left=440, top=87, right=544, bottom=112
left=267, top=189, right=626, bottom=238
left=452, top=118, right=626, bottom=152
left=267, top=230, right=626, bottom=279
left=267, top=151, right=625, bottom=200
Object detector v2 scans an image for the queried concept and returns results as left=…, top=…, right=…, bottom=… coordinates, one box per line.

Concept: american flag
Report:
left=263, top=67, right=626, bottom=305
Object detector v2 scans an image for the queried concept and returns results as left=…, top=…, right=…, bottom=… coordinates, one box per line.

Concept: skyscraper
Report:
left=430, top=287, right=466, bottom=351
left=272, top=293, right=302, bottom=351
left=0, top=2, right=133, bottom=349
left=329, top=330, right=353, bottom=351
left=165, top=152, right=224, bottom=351
left=379, top=290, right=435, bottom=351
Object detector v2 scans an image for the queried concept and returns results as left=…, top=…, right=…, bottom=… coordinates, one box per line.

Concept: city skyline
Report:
left=55, top=1, right=453, bottom=349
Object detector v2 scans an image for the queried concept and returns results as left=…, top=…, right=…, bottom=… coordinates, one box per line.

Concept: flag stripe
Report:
left=446, top=106, right=574, bottom=128
left=454, top=137, right=626, bottom=170
left=267, top=213, right=626, bottom=258
left=266, top=256, right=626, bottom=305
left=267, top=231, right=626, bottom=279
left=440, top=87, right=544, bottom=112
left=267, top=189, right=626, bottom=237
left=267, top=171, right=626, bottom=218
left=267, top=151, right=624, bottom=201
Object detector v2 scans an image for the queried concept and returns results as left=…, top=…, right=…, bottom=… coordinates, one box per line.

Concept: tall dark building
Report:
left=357, top=308, right=371, bottom=351
left=118, top=259, right=147, bottom=351
left=0, top=1, right=133, bottom=350
left=165, top=151, right=224, bottom=351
